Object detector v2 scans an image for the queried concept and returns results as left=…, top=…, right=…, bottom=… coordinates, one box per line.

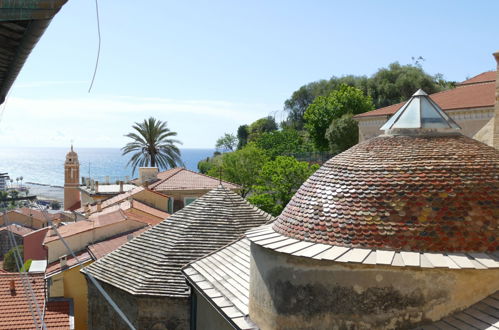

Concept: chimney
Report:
left=9, top=280, right=15, bottom=294
left=59, top=255, right=67, bottom=268
left=97, top=201, right=102, bottom=212
left=493, top=51, right=499, bottom=149
left=95, top=181, right=99, bottom=193
left=139, top=167, right=159, bottom=185
left=119, top=180, right=124, bottom=193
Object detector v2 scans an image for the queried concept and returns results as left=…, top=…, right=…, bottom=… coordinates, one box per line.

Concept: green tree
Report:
left=122, top=117, right=183, bottom=174
left=248, top=116, right=278, bottom=141
left=368, top=62, right=451, bottom=108
left=236, top=125, right=249, bottom=149
left=325, top=114, right=359, bottom=154
left=283, top=75, right=368, bottom=130
left=248, top=156, right=319, bottom=216
left=215, top=133, right=238, bottom=152
left=207, top=143, right=268, bottom=197
left=253, top=129, right=314, bottom=159
left=283, top=62, right=454, bottom=129
left=197, top=154, right=222, bottom=174
left=304, top=84, right=374, bottom=150
left=3, top=245, right=23, bottom=272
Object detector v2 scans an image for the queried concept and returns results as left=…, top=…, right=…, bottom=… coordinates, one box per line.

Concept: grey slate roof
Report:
left=185, top=224, right=499, bottom=330
left=417, top=291, right=499, bottom=329
left=183, top=238, right=257, bottom=330
left=83, top=185, right=273, bottom=297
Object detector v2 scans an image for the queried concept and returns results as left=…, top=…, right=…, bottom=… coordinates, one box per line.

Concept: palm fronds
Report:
left=122, top=117, right=184, bottom=174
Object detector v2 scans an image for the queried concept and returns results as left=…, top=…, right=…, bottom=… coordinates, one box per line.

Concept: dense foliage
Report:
left=284, top=62, right=454, bottom=129
left=304, top=84, right=374, bottom=150
left=207, top=143, right=269, bottom=197
left=248, top=156, right=319, bottom=216
left=236, top=125, right=249, bottom=150
left=247, top=116, right=278, bottom=141
left=122, top=117, right=183, bottom=175
left=252, top=129, right=314, bottom=160
left=3, top=245, right=23, bottom=272
left=215, top=133, right=237, bottom=152
left=325, top=114, right=359, bottom=154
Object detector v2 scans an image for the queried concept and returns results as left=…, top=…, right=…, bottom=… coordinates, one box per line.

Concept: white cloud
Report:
left=0, top=95, right=277, bottom=148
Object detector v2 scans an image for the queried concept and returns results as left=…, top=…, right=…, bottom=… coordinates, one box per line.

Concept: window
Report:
left=184, top=197, right=196, bottom=206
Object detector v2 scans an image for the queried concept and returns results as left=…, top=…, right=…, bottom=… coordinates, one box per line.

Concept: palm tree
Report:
left=122, top=117, right=184, bottom=174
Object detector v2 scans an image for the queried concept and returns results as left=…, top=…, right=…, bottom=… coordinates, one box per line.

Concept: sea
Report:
left=0, top=147, right=215, bottom=202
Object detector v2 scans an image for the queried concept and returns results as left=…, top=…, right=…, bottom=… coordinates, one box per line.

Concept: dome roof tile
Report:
left=273, top=135, right=499, bottom=252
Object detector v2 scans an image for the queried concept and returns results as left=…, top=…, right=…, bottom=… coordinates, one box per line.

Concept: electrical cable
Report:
left=34, top=204, right=137, bottom=330
left=88, top=0, right=101, bottom=93
left=2, top=209, right=47, bottom=330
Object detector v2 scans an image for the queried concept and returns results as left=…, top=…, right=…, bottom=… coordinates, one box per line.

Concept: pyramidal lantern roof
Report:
left=380, top=89, right=461, bottom=134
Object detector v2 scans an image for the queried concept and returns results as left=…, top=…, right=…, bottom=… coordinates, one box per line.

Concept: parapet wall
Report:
left=249, top=243, right=499, bottom=330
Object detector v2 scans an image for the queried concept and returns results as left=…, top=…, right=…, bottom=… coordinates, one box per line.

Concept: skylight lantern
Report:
left=380, top=89, right=461, bottom=135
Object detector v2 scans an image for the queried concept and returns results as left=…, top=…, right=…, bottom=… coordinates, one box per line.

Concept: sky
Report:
left=0, top=0, right=498, bottom=148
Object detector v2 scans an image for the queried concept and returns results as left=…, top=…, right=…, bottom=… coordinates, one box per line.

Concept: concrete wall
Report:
left=49, top=261, right=92, bottom=330
left=158, top=189, right=210, bottom=212
left=23, top=227, right=49, bottom=261
left=0, top=211, right=45, bottom=229
left=134, top=190, right=169, bottom=211
left=249, top=243, right=499, bottom=330
left=194, top=291, right=234, bottom=330
left=87, top=278, right=190, bottom=330
left=46, top=219, right=145, bottom=263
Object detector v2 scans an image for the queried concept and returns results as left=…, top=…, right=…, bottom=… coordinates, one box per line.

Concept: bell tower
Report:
left=64, top=145, right=80, bottom=210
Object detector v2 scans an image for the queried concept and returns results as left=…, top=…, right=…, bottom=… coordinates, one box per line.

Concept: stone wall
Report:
left=194, top=291, right=234, bottom=330
left=249, top=243, right=499, bottom=330
left=87, top=277, right=190, bottom=330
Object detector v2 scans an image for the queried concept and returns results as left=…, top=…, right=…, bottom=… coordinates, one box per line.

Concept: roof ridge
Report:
left=149, top=167, right=184, bottom=189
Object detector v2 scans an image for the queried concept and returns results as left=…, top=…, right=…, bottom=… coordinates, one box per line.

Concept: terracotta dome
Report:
left=273, top=134, right=499, bottom=252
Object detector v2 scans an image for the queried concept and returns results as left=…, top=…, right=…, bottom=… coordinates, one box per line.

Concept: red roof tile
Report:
left=0, top=224, right=34, bottom=237
left=0, top=273, right=46, bottom=329
left=149, top=167, right=241, bottom=191
left=45, top=250, right=92, bottom=277
left=87, top=227, right=150, bottom=260
left=43, top=209, right=130, bottom=244
left=457, top=71, right=495, bottom=85
left=44, top=300, right=72, bottom=329
left=273, top=134, right=499, bottom=253
left=355, top=72, right=496, bottom=118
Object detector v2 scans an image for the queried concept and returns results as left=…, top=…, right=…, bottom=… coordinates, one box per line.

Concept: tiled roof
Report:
left=418, top=291, right=499, bottom=330
left=85, top=199, right=169, bottom=226
left=149, top=167, right=241, bottom=191
left=183, top=238, right=257, bottom=330
left=0, top=224, right=34, bottom=236
left=43, top=209, right=132, bottom=244
left=45, top=250, right=92, bottom=277
left=457, top=71, right=496, bottom=85
left=87, top=227, right=150, bottom=260
left=44, top=300, right=73, bottom=329
left=355, top=72, right=496, bottom=118
left=0, top=273, right=46, bottom=329
left=249, top=224, right=499, bottom=269
left=273, top=134, right=499, bottom=253
left=83, top=186, right=273, bottom=297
